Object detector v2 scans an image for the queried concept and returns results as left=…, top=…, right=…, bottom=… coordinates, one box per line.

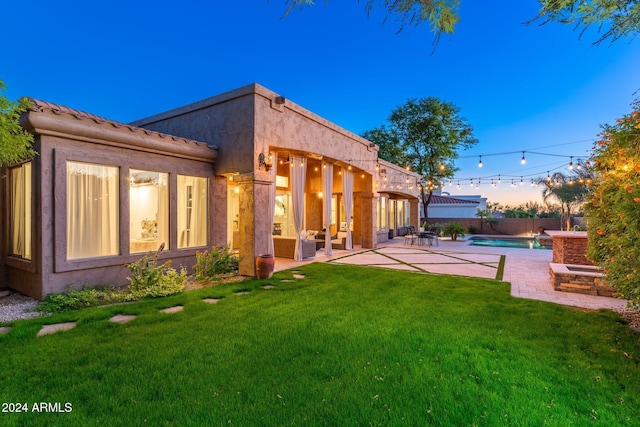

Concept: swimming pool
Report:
left=468, top=236, right=548, bottom=249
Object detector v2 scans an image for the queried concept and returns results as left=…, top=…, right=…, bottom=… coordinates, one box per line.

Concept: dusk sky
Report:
left=3, top=0, right=639, bottom=206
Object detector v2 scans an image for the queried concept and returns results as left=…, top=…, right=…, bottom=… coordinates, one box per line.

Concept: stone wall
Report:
left=547, top=231, right=592, bottom=265
left=549, top=263, right=615, bottom=297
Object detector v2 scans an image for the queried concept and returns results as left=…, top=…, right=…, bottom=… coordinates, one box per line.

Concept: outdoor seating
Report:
left=404, top=226, right=418, bottom=245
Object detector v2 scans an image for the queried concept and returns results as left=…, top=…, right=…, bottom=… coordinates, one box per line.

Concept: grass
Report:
left=1, top=263, right=639, bottom=426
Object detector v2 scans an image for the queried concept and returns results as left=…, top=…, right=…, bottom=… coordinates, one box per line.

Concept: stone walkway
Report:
left=8, top=279, right=299, bottom=338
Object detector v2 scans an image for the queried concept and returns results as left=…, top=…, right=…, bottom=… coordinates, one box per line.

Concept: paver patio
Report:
left=274, top=237, right=627, bottom=311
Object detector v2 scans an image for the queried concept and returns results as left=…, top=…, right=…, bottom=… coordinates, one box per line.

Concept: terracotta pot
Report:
left=255, top=254, right=275, bottom=279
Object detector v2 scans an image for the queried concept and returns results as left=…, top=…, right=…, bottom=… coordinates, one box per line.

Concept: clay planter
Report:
left=255, top=254, right=275, bottom=279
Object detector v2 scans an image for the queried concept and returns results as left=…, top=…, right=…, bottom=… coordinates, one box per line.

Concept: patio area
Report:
left=274, top=236, right=627, bottom=311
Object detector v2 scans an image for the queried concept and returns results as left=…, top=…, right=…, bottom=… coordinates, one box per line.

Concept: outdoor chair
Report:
left=404, top=226, right=418, bottom=245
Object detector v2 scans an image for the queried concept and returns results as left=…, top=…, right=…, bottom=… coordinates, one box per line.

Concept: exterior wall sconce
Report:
left=275, top=96, right=285, bottom=104
left=258, top=152, right=273, bottom=171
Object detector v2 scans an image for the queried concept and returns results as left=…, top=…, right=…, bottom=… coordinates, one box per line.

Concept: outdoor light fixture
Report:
left=258, top=152, right=273, bottom=171
left=478, top=156, right=483, bottom=168
left=568, top=156, right=574, bottom=170
left=521, top=151, right=526, bottom=165
left=275, top=96, right=285, bottom=104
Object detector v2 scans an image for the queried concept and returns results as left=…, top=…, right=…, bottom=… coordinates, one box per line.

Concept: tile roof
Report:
left=429, top=195, right=479, bottom=205
left=27, top=98, right=216, bottom=149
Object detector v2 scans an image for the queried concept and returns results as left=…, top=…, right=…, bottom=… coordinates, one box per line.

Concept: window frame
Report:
left=5, top=161, right=36, bottom=272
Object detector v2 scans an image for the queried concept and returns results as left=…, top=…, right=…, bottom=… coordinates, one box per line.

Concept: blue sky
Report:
left=3, top=0, right=639, bottom=205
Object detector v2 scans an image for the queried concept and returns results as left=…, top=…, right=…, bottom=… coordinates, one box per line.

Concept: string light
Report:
left=478, top=156, right=483, bottom=168
left=521, top=151, right=526, bottom=165
left=568, top=156, right=574, bottom=170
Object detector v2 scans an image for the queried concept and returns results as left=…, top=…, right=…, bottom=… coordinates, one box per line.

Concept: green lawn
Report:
left=1, top=263, right=639, bottom=426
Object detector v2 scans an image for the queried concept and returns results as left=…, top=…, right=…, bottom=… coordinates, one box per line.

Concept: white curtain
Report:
left=342, top=168, right=354, bottom=250
left=322, top=161, right=333, bottom=256
left=157, top=174, right=169, bottom=248
left=291, top=154, right=307, bottom=261
left=178, top=175, right=208, bottom=248
left=67, top=162, right=119, bottom=259
left=10, top=163, right=31, bottom=259
left=267, top=150, right=277, bottom=256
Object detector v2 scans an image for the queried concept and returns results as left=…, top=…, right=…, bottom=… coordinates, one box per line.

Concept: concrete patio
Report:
left=274, top=237, right=627, bottom=311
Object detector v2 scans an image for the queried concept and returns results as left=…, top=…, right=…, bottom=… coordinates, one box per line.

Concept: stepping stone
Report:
left=203, top=298, right=220, bottom=304
left=293, top=274, right=306, bottom=279
left=109, top=314, right=137, bottom=324
left=0, top=290, right=10, bottom=298
left=280, top=279, right=295, bottom=283
left=161, top=305, right=184, bottom=314
left=37, top=322, right=77, bottom=337
left=235, top=291, right=250, bottom=296
left=263, top=285, right=275, bottom=289
left=0, top=326, right=12, bottom=335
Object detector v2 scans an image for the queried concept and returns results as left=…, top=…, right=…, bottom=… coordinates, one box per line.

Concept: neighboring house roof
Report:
left=429, top=195, right=480, bottom=205
left=27, top=98, right=217, bottom=151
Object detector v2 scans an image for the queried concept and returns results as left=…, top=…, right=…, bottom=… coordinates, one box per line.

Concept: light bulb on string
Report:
left=498, top=175, right=501, bottom=184
left=521, top=151, right=526, bottom=165
left=568, top=156, right=574, bottom=170
left=546, top=171, right=551, bottom=181
left=456, top=181, right=461, bottom=189
left=477, top=156, right=483, bottom=168
left=520, top=177, right=524, bottom=185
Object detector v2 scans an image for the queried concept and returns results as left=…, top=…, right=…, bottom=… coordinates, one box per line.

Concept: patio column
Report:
left=342, top=168, right=353, bottom=250
left=236, top=170, right=275, bottom=276
left=322, top=161, right=333, bottom=256
left=291, top=154, right=307, bottom=261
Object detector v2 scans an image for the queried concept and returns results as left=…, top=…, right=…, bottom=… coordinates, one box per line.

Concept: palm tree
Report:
left=537, top=170, right=591, bottom=230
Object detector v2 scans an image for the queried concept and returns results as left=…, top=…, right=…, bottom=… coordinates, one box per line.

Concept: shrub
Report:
left=126, top=250, right=187, bottom=298
left=586, top=99, right=640, bottom=304
left=442, top=222, right=466, bottom=238
left=194, top=245, right=240, bottom=281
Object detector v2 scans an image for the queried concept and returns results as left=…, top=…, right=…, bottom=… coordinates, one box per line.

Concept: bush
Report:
left=194, top=245, right=240, bottom=281
left=39, top=285, right=136, bottom=313
left=442, top=222, right=466, bottom=238
left=126, top=251, right=187, bottom=298
left=586, top=99, right=640, bottom=304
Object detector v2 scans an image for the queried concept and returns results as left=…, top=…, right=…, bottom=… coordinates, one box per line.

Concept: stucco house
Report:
left=1, top=83, right=421, bottom=299
left=426, top=191, right=486, bottom=219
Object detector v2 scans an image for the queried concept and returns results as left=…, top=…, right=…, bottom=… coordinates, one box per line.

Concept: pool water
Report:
left=468, top=236, right=547, bottom=249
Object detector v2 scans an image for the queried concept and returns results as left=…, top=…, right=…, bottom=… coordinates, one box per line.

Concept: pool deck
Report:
left=274, top=236, right=627, bottom=311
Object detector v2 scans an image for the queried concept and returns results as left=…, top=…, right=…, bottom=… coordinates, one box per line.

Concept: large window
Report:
left=67, top=161, right=119, bottom=259
left=130, top=170, right=168, bottom=253
left=274, top=191, right=294, bottom=237
left=9, top=162, right=32, bottom=260
left=177, top=175, right=208, bottom=248
left=377, top=196, right=387, bottom=230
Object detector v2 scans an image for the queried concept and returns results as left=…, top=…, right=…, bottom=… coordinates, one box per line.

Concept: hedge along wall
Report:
left=425, top=218, right=562, bottom=236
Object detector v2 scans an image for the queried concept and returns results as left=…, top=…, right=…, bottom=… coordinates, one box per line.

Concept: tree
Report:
left=585, top=100, right=640, bottom=303
left=363, top=97, right=477, bottom=220
left=0, top=80, right=35, bottom=167
left=282, top=0, right=640, bottom=47
left=536, top=170, right=591, bottom=230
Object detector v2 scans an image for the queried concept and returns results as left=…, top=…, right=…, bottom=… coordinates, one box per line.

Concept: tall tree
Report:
left=536, top=170, right=591, bottom=230
left=282, top=1, right=640, bottom=47
left=363, top=97, right=477, bottom=220
left=0, top=80, right=35, bottom=167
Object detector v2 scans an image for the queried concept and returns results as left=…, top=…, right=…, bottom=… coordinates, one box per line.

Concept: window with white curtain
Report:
left=67, top=161, right=119, bottom=259
left=130, top=170, right=168, bottom=253
left=177, top=175, right=208, bottom=248
left=9, top=162, right=32, bottom=260
left=377, top=196, right=387, bottom=230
